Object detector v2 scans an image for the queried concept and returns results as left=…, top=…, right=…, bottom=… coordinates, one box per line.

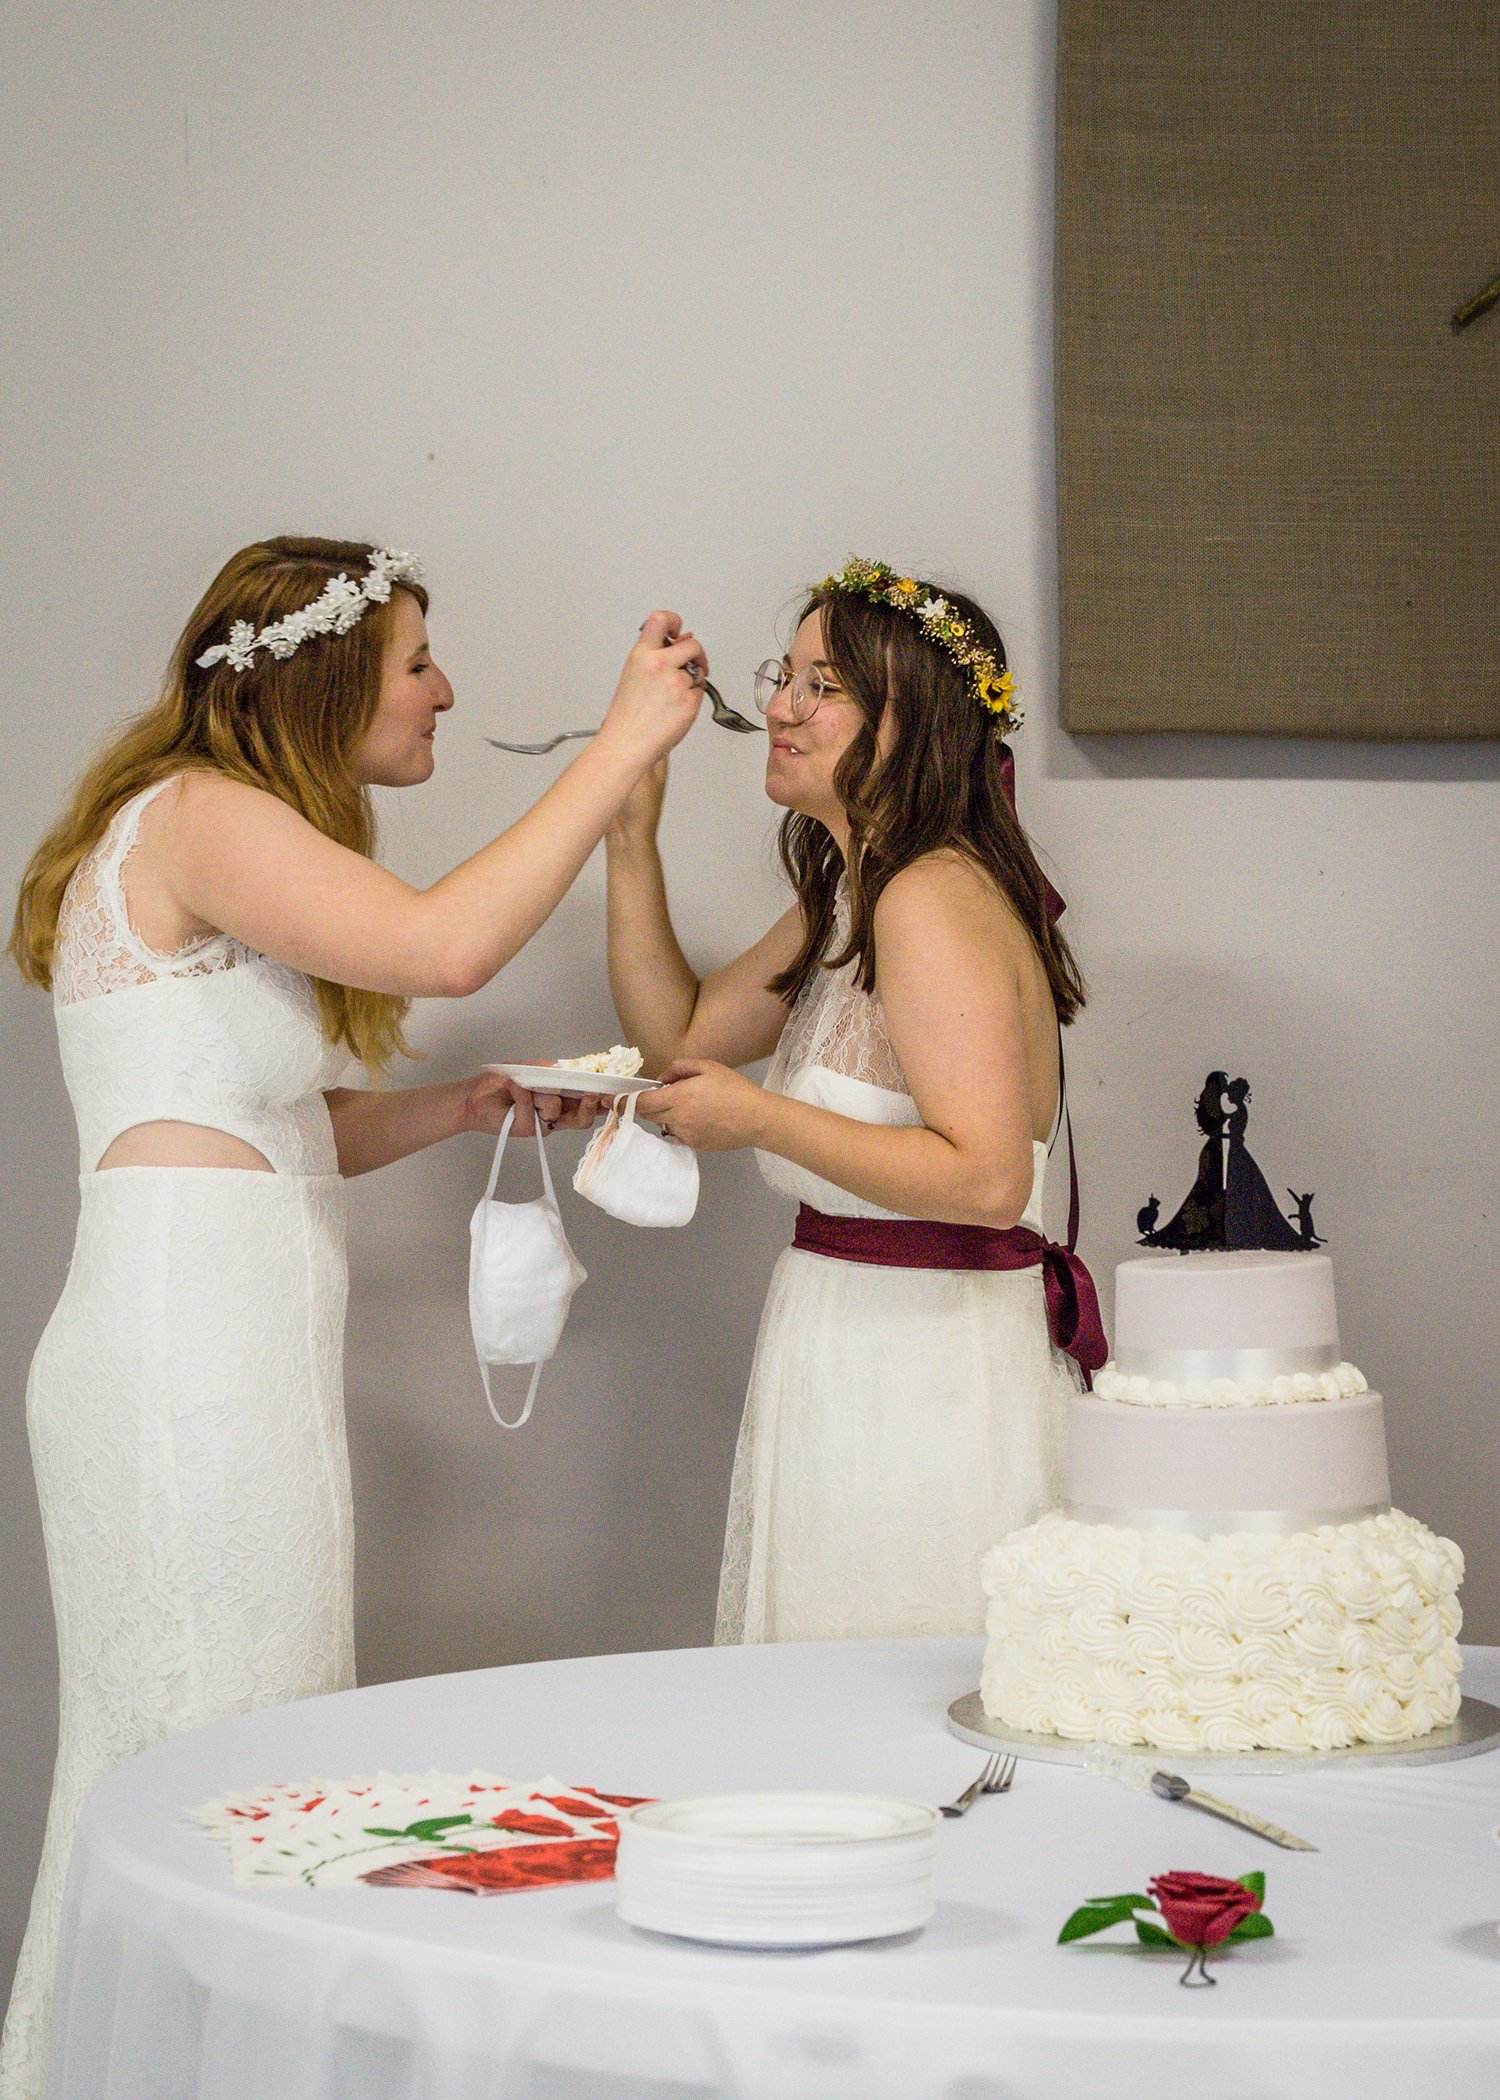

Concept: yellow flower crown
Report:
left=817, top=556, right=1020, bottom=731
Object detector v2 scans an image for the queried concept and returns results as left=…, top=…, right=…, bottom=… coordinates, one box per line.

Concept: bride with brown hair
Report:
left=2, top=536, right=707, bottom=2098
left=606, top=559, right=1102, bottom=1645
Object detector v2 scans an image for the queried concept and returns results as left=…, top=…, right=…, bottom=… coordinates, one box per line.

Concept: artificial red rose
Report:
left=1147, top=1871, right=1261, bottom=1949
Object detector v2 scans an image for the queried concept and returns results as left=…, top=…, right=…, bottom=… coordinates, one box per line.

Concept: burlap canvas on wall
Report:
left=1057, top=2, right=1499, bottom=738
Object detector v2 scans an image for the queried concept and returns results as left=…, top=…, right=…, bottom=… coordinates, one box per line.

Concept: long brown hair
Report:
left=11, top=535, right=422, bottom=1070
left=769, top=578, right=1086, bottom=1024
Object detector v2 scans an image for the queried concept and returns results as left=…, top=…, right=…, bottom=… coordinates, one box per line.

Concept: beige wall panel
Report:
left=1058, top=0, right=1500, bottom=738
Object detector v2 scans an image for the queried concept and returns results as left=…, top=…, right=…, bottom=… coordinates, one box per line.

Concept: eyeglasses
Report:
left=753, top=659, right=842, bottom=725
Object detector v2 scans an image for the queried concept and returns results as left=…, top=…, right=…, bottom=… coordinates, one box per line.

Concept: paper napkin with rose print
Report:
left=192, top=1771, right=649, bottom=1891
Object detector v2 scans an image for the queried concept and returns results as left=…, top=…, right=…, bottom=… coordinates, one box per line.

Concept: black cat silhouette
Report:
left=1286, top=1190, right=1324, bottom=1248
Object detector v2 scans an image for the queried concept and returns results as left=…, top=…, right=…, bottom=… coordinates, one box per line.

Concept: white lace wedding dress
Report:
left=716, top=891, right=1079, bottom=1645
left=1, top=779, right=356, bottom=2100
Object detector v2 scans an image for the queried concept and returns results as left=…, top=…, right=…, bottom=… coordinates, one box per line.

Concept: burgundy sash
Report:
left=786, top=740, right=1106, bottom=1387
left=792, top=1205, right=1106, bottom=1388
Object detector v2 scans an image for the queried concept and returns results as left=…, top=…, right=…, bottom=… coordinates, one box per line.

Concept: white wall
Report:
left=3, top=0, right=1496, bottom=2000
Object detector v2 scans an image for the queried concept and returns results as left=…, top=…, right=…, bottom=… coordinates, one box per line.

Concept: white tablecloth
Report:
left=49, top=1639, right=1500, bottom=2100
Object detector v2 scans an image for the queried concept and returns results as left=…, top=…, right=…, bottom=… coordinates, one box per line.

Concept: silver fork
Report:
left=938, top=1752, right=1017, bottom=1817
left=487, top=676, right=762, bottom=754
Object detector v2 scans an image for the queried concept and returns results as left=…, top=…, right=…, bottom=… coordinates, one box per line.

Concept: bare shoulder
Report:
left=151, top=775, right=319, bottom=905
left=169, top=770, right=303, bottom=841
left=874, top=851, right=1030, bottom=959
left=173, top=770, right=284, bottom=818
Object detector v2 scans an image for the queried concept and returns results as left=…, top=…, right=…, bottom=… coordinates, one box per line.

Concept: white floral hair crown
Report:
left=195, top=547, right=426, bottom=675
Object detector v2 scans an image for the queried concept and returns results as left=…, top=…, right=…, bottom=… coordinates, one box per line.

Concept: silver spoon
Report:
left=487, top=674, right=762, bottom=755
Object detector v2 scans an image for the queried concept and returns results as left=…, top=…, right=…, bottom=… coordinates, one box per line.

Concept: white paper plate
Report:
left=615, top=1792, right=937, bottom=1948
left=484, top=1063, right=660, bottom=1099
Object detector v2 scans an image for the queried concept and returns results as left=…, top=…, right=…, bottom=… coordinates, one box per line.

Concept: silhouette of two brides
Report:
left=1139, top=1073, right=1320, bottom=1252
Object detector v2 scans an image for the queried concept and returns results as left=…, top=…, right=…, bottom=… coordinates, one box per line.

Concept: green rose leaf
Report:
left=1058, top=1894, right=1156, bottom=1943
left=1237, top=1871, right=1266, bottom=1902
left=1133, top=1918, right=1180, bottom=1949
left=1227, top=1910, right=1275, bottom=1942
left=363, top=1813, right=475, bottom=1843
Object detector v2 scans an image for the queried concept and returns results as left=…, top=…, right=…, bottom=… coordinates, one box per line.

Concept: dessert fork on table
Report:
left=487, top=674, right=762, bottom=754
left=939, top=1752, right=1017, bottom=1817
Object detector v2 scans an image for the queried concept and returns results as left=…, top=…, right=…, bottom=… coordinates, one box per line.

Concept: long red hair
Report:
left=12, top=535, right=421, bottom=1070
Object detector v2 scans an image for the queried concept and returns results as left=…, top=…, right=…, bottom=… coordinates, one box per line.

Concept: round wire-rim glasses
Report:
left=752, top=659, right=841, bottom=726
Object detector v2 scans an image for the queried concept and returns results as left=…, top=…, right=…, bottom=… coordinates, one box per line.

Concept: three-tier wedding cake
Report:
left=980, top=1250, right=1463, bottom=1753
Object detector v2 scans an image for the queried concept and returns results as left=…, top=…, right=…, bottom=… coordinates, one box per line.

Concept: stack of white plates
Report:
left=614, top=1792, right=938, bottom=1948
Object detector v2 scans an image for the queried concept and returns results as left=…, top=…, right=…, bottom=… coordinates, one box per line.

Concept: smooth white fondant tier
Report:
left=1113, top=1251, right=1341, bottom=1388
left=1063, top=1391, right=1390, bottom=1528
left=980, top=1509, right=1464, bottom=1753
left=1094, top=1360, right=1367, bottom=1410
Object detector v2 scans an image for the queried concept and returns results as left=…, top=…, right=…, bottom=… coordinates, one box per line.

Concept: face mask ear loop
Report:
left=532, top=1117, right=561, bottom=1206
left=483, top=1106, right=518, bottom=1203
left=482, top=1356, right=544, bottom=1431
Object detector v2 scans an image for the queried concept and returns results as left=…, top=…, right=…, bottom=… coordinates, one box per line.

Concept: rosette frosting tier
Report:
left=977, top=1248, right=1465, bottom=1753
left=980, top=1510, right=1463, bottom=1754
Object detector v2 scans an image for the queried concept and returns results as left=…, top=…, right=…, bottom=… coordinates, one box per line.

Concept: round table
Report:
left=50, top=1640, right=1500, bottom=2100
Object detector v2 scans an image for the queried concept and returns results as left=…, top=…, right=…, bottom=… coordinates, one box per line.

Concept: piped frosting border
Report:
left=1095, top=1361, right=1368, bottom=1409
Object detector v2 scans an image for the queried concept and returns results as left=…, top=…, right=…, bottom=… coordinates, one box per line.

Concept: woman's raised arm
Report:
left=640, top=855, right=1047, bottom=1228
left=163, top=618, right=705, bottom=1000
left=604, top=758, right=798, bottom=1074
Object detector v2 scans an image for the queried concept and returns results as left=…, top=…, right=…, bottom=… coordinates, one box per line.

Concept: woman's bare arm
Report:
left=322, top=1069, right=596, bottom=1176
left=160, top=622, right=706, bottom=1000
left=604, top=759, right=797, bottom=1073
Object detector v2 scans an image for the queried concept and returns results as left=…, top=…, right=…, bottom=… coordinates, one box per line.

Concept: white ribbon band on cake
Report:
left=1111, top=1342, right=1340, bottom=1382
left=1062, top=1496, right=1391, bottom=1536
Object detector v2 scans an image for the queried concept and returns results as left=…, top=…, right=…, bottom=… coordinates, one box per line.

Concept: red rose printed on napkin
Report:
left=1147, top=1871, right=1262, bottom=1950
left=365, top=1837, right=622, bottom=1892
left=490, top=1810, right=579, bottom=1839
left=355, top=1786, right=653, bottom=1895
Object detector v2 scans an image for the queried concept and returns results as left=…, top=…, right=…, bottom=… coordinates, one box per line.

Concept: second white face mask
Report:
left=572, top=1091, right=699, bottom=1228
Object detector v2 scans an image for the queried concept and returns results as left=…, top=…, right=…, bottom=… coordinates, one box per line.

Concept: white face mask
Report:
left=573, top=1090, right=699, bottom=1228
left=469, top=1109, right=587, bottom=1429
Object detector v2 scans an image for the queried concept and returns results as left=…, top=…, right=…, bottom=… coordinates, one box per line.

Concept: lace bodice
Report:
left=763, top=896, right=908, bottom=1097
left=51, top=778, right=346, bottom=1174
left=758, top=887, right=1046, bottom=1225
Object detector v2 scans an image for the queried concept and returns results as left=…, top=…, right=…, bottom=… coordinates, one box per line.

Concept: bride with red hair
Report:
left=3, top=535, right=706, bottom=2099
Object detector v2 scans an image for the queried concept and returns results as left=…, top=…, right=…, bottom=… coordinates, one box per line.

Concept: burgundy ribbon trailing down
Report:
left=998, top=743, right=1066, bottom=926
left=791, top=1205, right=1107, bottom=1388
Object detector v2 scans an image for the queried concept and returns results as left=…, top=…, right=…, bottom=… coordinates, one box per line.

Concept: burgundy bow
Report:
left=991, top=1226, right=1107, bottom=1385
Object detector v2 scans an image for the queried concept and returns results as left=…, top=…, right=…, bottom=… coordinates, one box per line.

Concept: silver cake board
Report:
left=947, top=1690, right=1500, bottom=1775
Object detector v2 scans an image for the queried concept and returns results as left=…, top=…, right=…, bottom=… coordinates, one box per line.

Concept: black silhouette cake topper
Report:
left=1139, top=1074, right=1322, bottom=1253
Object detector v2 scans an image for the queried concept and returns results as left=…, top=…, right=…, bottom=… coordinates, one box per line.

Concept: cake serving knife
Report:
left=1151, top=1771, right=1318, bottom=1852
